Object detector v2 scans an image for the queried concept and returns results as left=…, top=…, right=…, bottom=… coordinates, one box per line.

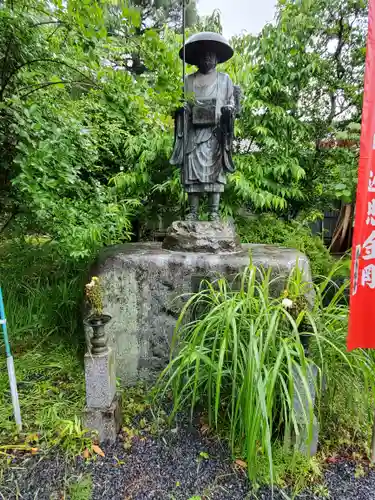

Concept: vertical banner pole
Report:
left=182, top=0, right=187, bottom=218
left=347, top=0, right=375, bottom=461
left=348, top=0, right=375, bottom=349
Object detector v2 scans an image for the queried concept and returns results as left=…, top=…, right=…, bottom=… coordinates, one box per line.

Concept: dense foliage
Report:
left=237, top=214, right=334, bottom=277
left=0, top=0, right=367, bottom=257
left=0, top=0, right=183, bottom=256
left=226, top=0, right=365, bottom=217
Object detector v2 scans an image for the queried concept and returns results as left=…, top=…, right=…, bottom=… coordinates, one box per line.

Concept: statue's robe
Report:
left=170, top=70, right=235, bottom=193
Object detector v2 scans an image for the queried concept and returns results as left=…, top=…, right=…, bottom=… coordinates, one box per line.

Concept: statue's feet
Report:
left=186, top=212, right=198, bottom=222
left=208, top=212, right=221, bottom=222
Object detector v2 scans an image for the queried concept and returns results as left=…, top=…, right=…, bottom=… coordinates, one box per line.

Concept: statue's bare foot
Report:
left=186, top=213, right=198, bottom=221
left=208, top=213, right=221, bottom=222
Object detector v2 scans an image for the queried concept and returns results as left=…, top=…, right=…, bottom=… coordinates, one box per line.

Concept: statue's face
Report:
left=198, top=51, right=217, bottom=74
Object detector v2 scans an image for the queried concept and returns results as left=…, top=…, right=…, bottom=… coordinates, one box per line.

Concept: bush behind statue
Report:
left=237, top=214, right=334, bottom=277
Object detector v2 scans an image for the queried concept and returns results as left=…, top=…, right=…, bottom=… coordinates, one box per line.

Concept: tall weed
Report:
left=156, top=263, right=375, bottom=483
left=0, top=238, right=89, bottom=453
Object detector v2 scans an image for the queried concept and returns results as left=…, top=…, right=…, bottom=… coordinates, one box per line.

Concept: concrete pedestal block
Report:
left=292, top=364, right=319, bottom=456
left=86, top=241, right=312, bottom=385
left=84, top=347, right=116, bottom=408
left=83, top=392, right=122, bottom=444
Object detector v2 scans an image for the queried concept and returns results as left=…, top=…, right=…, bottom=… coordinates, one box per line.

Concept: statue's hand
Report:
left=221, top=105, right=234, bottom=114
left=175, top=103, right=191, bottom=116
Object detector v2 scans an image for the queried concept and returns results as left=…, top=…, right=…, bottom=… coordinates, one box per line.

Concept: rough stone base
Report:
left=83, top=392, right=122, bottom=444
left=87, top=242, right=312, bottom=385
left=162, top=220, right=241, bottom=253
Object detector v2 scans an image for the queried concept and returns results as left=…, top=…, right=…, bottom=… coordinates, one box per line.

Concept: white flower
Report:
left=282, top=298, right=293, bottom=309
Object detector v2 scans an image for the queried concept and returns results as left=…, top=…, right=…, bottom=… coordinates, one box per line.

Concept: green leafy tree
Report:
left=278, top=0, right=366, bottom=215
left=0, top=1, right=142, bottom=256
left=224, top=0, right=366, bottom=218
left=130, top=0, right=198, bottom=30
left=223, top=25, right=313, bottom=215
left=0, top=0, right=368, bottom=256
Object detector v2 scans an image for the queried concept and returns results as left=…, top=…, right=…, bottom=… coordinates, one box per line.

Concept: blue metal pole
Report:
left=0, top=287, right=22, bottom=431
left=0, top=287, right=11, bottom=357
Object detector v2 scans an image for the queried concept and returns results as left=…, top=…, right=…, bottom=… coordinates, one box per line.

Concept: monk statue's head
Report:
left=198, top=51, right=218, bottom=74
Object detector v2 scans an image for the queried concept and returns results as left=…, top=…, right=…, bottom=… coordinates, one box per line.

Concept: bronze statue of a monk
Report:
left=170, top=32, right=240, bottom=221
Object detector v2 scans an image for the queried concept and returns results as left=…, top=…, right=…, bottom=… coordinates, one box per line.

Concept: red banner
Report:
left=348, top=0, right=375, bottom=350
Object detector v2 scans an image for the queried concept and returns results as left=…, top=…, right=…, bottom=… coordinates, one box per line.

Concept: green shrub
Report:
left=0, top=238, right=89, bottom=340
left=236, top=214, right=334, bottom=277
left=155, top=263, right=375, bottom=485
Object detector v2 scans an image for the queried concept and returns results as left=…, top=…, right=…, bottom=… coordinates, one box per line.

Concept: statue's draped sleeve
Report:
left=170, top=78, right=190, bottom=167
left=221, top=74, right=237, bottom=173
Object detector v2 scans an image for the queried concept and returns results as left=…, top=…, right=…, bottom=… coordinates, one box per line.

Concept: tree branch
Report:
left=46, top=23, right=68, bottom=42
left=0, top=211, right=17, bottom=236
left=0, top=37, right=13, bottom=89
left=333, top=15, right=346, bottom=80
left=327, top=91, right=337, bottom=125
left=31, top=21, right=67, bottom=28
left=19, top=80, right=93, bottom=99
left=325, top=15, right=347, bottom=127
left=247, top=114, right=266, bottom=153
left=0, top=58, right=97, bottom=101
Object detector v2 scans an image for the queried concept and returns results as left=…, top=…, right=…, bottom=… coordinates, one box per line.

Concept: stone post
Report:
left=83, top=315, right=122, bottom=443
left=288, top=363, right=319, bottom=456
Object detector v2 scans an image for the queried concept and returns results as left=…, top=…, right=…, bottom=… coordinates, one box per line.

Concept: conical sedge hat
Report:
left=179, top=31, right=234, bottom=65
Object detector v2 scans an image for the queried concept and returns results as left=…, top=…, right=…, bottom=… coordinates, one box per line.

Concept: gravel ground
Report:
left=2, top=426, right=375, bottom=500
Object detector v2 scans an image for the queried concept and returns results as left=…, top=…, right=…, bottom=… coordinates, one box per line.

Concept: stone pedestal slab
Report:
left=83, top=392, right=122, bottom=444
left=87, top=240, right=312, bottom=385
left=84, top=348, right=116, bottom=408
left=290, top=364, right=319, bottom=456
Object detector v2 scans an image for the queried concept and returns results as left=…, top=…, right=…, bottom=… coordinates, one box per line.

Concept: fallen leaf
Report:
left=235, top=459, right=247, bottom=469
left=123, top=441, right=132, bottom=450
left=83, top=448, right=90, bottom=459
left=26, top=433, right=39, bottom=443
left=31, top=448, right=38, bottom=455
left=200, top=424, right=210, bottom=435
left=92, top=444, right=105, bottom=457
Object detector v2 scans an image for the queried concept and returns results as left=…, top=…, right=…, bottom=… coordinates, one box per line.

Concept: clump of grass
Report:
left=67, top=474, right=93, bottom=500
left=0, top=238, right=89, bottom=343
left=0, top=344, right=89, bottom=455
left=0, top=238, right=90, bottom=455
left=155, top=262, right=375, bottom=485
left=313, top=264, right=374, bottom=457
left=253, top=444, right=322, bottom=490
